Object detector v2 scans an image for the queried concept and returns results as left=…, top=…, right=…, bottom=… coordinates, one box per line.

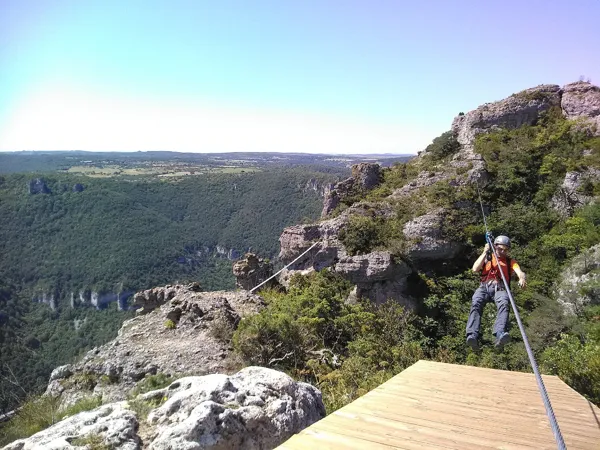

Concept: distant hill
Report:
left=0, top=151, right=413, bottom=175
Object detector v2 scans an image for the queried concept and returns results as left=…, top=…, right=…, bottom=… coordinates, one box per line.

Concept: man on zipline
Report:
left=466, top=235, right=527, bottom=351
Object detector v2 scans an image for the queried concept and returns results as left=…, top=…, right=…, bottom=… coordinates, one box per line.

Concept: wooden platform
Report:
left=278, top=360, right=600, bottom=449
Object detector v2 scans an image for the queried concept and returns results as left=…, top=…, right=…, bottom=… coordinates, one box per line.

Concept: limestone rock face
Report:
left=451, top=84, right=562, bottom=151
left=45, top=286, right=266, bottom=407
left=335, top=251, right=414, bottom=307
left=321, top=163, right=382, bottom=217
left=551, top=169, right=600, bottom=217
left=146, top=367, right=325, bottom=450
left=3, top=402, right=140, bottom=450
left=390, top=170, right=452, bottom=199
left=555, top=243, right=600, bottom=315
left=49, top=365, right=73, bottom=382
left=278, top=224, right=323, bottom=264
left=561, top=81, right=600, bottom=135
left=278, top=202, right=416, bottom=306
left=132, top=286, right=179, bottom=314
left=351, top=163, right=382, bottom=190
left=232, top=253, right=274, bottom=291
left=450, top=84, right=562, bottom=182
left=334, top=251, right=409, bottom=284
left=403, top=208, right=464, bottom=263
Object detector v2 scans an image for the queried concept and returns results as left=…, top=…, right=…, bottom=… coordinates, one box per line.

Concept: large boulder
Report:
left=145, top=367, right=325, bottom=450
left=321, top=163, right=382, bottom=217
left=6, top=367, right=325, bottom=450
left=403, top=208, right=464, bottom=263
left=561, top=81, right=600, bottom=135
left=334, top=251, right=409, bottom=284
left=232, top=253, right=274, bottom=291
left=3, top=402, right=139, bottom=450
left=132, top=286, right=179, bottom=314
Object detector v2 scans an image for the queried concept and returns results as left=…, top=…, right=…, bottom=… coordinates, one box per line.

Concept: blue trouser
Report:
left=466, top=282, right=510, bottom=338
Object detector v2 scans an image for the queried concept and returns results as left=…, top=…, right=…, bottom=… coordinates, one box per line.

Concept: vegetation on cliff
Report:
left=234, top=108, right=600, bottom=411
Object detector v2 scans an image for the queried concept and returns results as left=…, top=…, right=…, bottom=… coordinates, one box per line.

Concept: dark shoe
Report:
left=495, top=331, right=510, bottom=348
left=466, top=334, right=479, bottom=351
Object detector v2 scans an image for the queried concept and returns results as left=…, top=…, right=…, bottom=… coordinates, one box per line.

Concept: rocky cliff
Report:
left=46, top=284, right=266, bottom=407
left=277, top=81, right=600, bottom=307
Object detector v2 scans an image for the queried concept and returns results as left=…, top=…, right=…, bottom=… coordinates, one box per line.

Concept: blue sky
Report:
left=1, top=0, right=598, bottom=154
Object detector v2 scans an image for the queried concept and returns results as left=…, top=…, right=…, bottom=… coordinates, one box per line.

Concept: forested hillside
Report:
left=0, top=167, right=340, bottom=412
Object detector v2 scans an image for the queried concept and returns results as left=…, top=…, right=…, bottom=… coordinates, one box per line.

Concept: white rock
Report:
left=3, top=402, right=139, bottom=450
left=146, top=366, right=325, bottom=450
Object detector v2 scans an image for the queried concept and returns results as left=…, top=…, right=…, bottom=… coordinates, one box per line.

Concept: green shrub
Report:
left=232, top=270, right=353, bottom=371
left=126, top=396, right=166, bottom=420
left=130, top=373, right=173, bottom=398
left=423, top=131, right=461, bottom=161
left=60, top=396, right=103, bottom=418
left=0, top=395, right=102, bottom=447
left=164, top=319, right=176, bottom=329
left=71, top=433, right=110, bottom=450
left=338, top=215, right=384, bottom=256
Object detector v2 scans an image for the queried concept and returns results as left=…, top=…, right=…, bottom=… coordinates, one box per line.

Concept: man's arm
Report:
left=513, top=264, right=527, bottom=288
left=472, top=243, right=490, bottom=273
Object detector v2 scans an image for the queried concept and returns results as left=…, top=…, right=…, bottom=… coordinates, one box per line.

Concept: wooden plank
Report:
left=320, top=410, right=543, bottom=450
left=339, top=400, right=552, bottom=444
left=344, top=402, right=600, bottom=448
left=354, top=391, right=600, bottom=438
left=278, top=361, right=600, bottom=449
left=385, top=368, right=578, bottom=397
left=278, top=428, right=406, bottom=449
left=374, top=382, right=594, bottom=418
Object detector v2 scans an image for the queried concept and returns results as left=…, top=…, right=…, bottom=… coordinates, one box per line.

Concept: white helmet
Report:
left=494, top=235, right=511, bottom=248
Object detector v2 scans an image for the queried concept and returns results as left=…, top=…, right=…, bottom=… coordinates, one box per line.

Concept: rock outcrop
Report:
left=335, top=251, right=414, bottom=307
left=561, top=81, right=600, bottom=135
left=46, top=285, right=266, bottom=407
left=145, top=367, right=325, bottom=450
left=28, top=178, right=51, bottom=194
left=551, top=169, right=600, bottom=217
left=403, top=208, right=464, bottom=262
left=555, top=243, right=600, bottom=315
left=8, top=367, right=324, bottom=450
left=232, top=253, right=274, bottom=291
left=321, top=163, right=382, bottom=217
left=279, top=203, right=418, bottom=306
left=3, top=402, right=140, bottom=450
left=132, top=285, right=180, bottom=314
left=452, top=84, right=562, bottom=153
left=450, top=84, right=562, bottom=181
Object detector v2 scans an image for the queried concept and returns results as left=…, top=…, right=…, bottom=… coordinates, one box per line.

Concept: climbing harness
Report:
left=476, top=185, right=567, bottom=450
left=249, top=241, right=321, bottom=293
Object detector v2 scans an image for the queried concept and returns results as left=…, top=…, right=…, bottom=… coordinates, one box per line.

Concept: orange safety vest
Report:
left=481, top=256, right=520, bottom=284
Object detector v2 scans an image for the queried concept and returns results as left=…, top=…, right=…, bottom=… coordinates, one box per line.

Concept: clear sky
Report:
left=1, top=0, right=598, bottom=154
